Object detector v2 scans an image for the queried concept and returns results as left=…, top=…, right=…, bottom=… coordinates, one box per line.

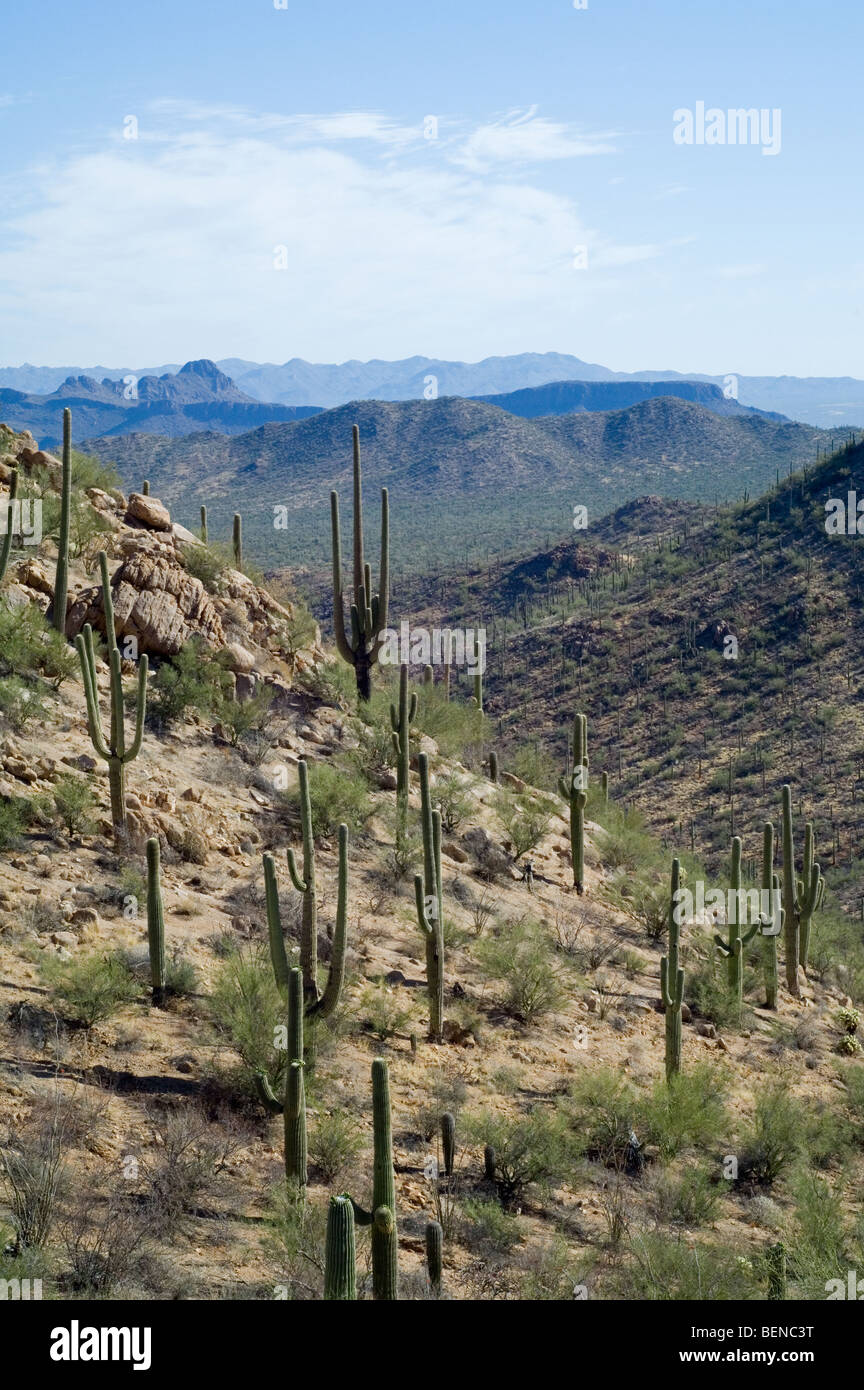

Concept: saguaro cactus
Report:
left=781, top=784, right=822, bottom=996
left=558, top=712, right=588, bottom=893
left=759, top=823, right=781, bottom=1009
left=265, top=771, right=348, bottom=1018
left=714, top=836, right=761, bottom=1018
left=142, top=480, right=150, bottom=496
left=414, top=752, right=444, bottom=1040
left=348, top=1059, right=398, bottom=1300
left=232, top=513, right=242, bottom=570
left=324, top=1195, right=356, bottom=1300
left=425, top=1219, right=443, bottom=1297
left=330, top=425, right=390, bottom=702
left=660, top=857, right=685, bottom=1081
left=200, top=505, right=208, bottom=543
left=256, top=966, right=307, bottom=1193
left=767, top=1241, right=787, bottom=1301
left=390, top=663, right=417, bottom=804
left=145, top=837, right=166, bottom=1007
left=489, top=750, right=499, bottom=783
left=51, top=407, right=72, bottom=633
left=0, top=467, right=18, bottom=583
left=471, top=632, right=483, bottom=712
left=798, top=821, right=824, bottom=970
left=75, top=553, right=147, bottom=836
left=441, top=1112, right=455, bottom=1177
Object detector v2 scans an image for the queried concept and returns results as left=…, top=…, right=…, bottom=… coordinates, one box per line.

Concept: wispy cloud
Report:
left=452, top=107, right=617, bottom=172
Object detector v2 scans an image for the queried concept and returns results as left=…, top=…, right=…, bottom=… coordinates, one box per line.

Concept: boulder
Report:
left=125, top=492, right=172, bottom=531
left=67, top=549, right=225, bottom=657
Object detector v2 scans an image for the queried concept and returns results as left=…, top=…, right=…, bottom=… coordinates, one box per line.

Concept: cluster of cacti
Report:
left=75, top=551, right=148, bottom=837
left=413, top=752, right=444, bottom=1040
left=558, top=712, right=588, bottom=893
left=0, top=465, right=18, bottom=584
left=51, top=407, right=72, bottom=634
left=714, top=836, right=760, bottom=1018
left=781, top=783, right=823, bottom=996
left=390, top=663, right=417, bottom=805
left=145, top=836, right=166, bottom=1007
left=264, top=758, right=348, bottom=1018
left=660, top=858, right=685, bottom=1081
left=330, top=425, right=390, bottom=702
left=346, top=1058, right=398, bottom=1300
left=256, top=965, right=307, bottom=1194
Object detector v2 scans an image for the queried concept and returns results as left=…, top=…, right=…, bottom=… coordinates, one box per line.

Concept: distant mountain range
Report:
left=3, top=352, right=864, bottom=427
left=0, top=359, right=319, bottom=446
left=84, top=394, right=841, bottom=576
left=471, top=378, right=784, bottom=421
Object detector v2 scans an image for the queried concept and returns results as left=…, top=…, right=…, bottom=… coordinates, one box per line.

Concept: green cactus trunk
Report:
left=414, top=752, right=444, bottom=1040
left=52, top=407, right=72, bottom=634
left=441, top=1111, right=455, bottom=1176
left=348, top=1059, right=398, bottom=1300
left=330, top=426, right=390, bottom=703
left=781, top=785, right=822, bottom=997
left=767, top=1241, right=787, bottom=1300
left=761, top=823, right=779, bottom=1009
left=798, top=822, right=823, bottom=970
left=558, top=712, right=588, bottom=893
left=661, top=858, right=685, bottom=1081
left=232, top=512, right=242, bottom=570
left=75, top=554, right=148, bottom=841
left=256, top=967, right=307, bottom=1193
left=142, top=480, right=150, bottom=496
left=200, top=505, right=207, bottom=544
left=425, top=1219, right=443, bottom=1296
left=286, top=759, right=318, bottom=1007
left=324, top=1195, right=356, bottom=1300
left=145, top=837, right=166, bottom=1007
left=390, top=663, right=417, bottom=804
left=484, top=1145, right=496, bottom=1182
left=0, top=468, right=18, bottom=584
left=489, top=750, right=499, bottom=783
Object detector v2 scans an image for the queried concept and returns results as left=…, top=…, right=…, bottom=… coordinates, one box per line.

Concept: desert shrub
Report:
left=283, top=760, right=369, bottom=840
left=509, top=741, right=557, bottom=792
left=141, top=1104, right=245, bottom=1240
left=0, top=675, right=48, bottom=732
left=0, top=796, right=30, bottom=851
left=359, top=985, right=411, bottom=1041
left=53, top=772, right=97, bottom=838
left=598, top=804, right=657, bottom=873
left=41, top=951, right=138, bottom=1028
left=735, top=1081, right=805, bottom=1186
left=60, top=1177, right=150, bottom=1294
left=631, top=879, right=669, bottom=942
left=613, top=1231, right=760, bottom=1300
left=460, top=1198, right=522, bottom=1252
left=639, top=1065, right=729, bottom=1162
left=567, top=1067, right=640, bottom=1167
left=0, top=602, right=76, bottom=686
left=164, top=952, right=198, bottom=998
left=380, top=803, right=421, bottom=886
left=414, top=685, right=487, bottom=762
left=0, top=1104, right=67, bottom=1250
left=307, top=1112, right=363, bottom=1184
left=416, top=1069, right=469, bottom=1141
left=517, top=1237, right=587, bottom=1300
left=179, top=827, right=208, bottom=864
left=494, top=791, right=552, bottom=861
left=786, top=1169, right=849, bottom=1298
left=432, top=770, right=473, bottom=833
left=180, top=541, right=227, bottom=592
left=210, top=947, right=286, bottom=1089
left=475, top=918, right=562, bottom=1022
left=264, top=1188, right=327, bottom=1301
left=217, top=684, right=275, bottom=747
left=149, top=637, right=232, bottom=722
left=685, top=957, right=742, bottom=1030
left=465, top=1107, right=572, bottom=1207
left=652, top=1164, right=721, bottom=1227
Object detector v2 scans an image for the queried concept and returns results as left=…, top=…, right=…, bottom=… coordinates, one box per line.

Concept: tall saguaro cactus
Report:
left=200, top=505, right=208, bottom=543
left=324, top=1195, right=357, bottom=1300
left=265, top=766, right=348, bottom=1018
left=759, top=823, right=782, bottom=1009
left=348, top=1059, right=398, bottom=1300
left=660, top=857, right=685, bottom=1081
left=233, top=512, right=242, bottom=570
left=75, top=553, right=147, bottom=836
left=330, top=425, right=390, bottom=702
left=558, top=712, right=588, bottom=893
left=52, top=407, right=72, bottom=633
left=714, top=836, right=760, bottom=1018
left=145, top=837, right=166, bottom=1007
left=390, top=663, right=417, bottom=805
left=781, top=784, right=822, bottom=996
left=414, top=752, right=444, bottom=1040
left=0, top=467, right=18, bottom=584
left=256, top=966, right=307, bottom=1194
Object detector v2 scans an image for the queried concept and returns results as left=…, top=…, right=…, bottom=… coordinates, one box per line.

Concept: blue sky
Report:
left=1, top=0, right=861, bottom=374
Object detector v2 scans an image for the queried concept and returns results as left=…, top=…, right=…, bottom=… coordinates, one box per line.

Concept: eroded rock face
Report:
left=68, top=546, right=225, bottom=656
left=125, top=492, right=172, bottom=531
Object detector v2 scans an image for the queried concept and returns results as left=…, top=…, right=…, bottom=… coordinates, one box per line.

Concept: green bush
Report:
left=461, top=1198, right=522, bottom=1252
left=640, top=1066, right=729, bottom=1162
left=150, top=637, right=233, bottom=723
left=0, top=676, right=48, bottom=732
left=465, top=1107, right=572, bottom=1207
left=210, top=947, right=287, bottom=1090
left=179, top=542, right=227, bottom=593
left=653, top=1164, right=721, bottom=1227
left=307, top=1111, right=363, bottom=1184
left=41, top=952, right=138, bottom=1028
left=216, top=685, right=275, bottom=748
left=567, top=1067, right=639, bottom=1167
left=359, top=984, right=411, bottom=1041
left=736, top=1081, right=805, bottom=1186
left=53, top=773, right=97, bottom=838
left=613, top=1231, right=760, bottom=1300
left=432, top=770, right=474, bottom=833
left=283, top=760, right=369, bottom=840
left=494, top=791, right=552, bottom=861
left=475, top=918, right=562, bottom=1023
left=0, top=797, right=30, bottom=851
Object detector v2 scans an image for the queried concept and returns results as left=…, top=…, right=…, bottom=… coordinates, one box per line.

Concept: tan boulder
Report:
left=67, top=549, right=225, bottom=657
left=125, top=492, right=172, bottom=531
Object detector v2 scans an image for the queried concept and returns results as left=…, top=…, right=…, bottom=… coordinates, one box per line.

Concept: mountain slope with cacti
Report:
left=1, top=415, right=863, bottom=1303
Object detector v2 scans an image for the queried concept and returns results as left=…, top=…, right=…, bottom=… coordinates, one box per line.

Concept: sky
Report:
left=0, top=0, right=862, bottom=375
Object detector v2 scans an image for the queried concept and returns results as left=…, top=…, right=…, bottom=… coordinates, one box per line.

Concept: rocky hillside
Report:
left=1, top=419, right=863, bottom=1303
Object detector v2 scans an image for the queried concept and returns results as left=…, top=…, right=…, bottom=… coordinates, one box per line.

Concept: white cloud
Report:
left=452, top=107, right=617, bottom=172
left=0, top=105, right=654, bottom=362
